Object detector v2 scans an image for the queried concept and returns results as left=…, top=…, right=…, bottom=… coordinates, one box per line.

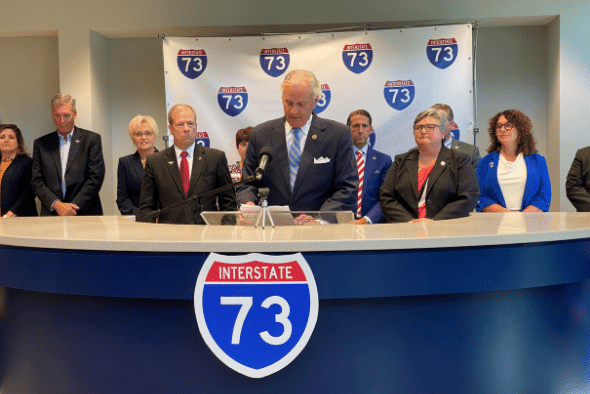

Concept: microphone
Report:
left=255, top=146, right=274, bottom=181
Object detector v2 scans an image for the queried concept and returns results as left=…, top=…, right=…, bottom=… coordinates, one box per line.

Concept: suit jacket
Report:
left=449, top=138, right=481, bottom=169
left=116, top=149, right=158, bottom=216
left=0, top=155, right=38, bottom=217
left=137, top=145, right=237, bottom=224
left=239, top=114, right=358, bottom=212
left=355, top=146, right=392, bottom=223
left=31, top=127, right=105, bottom=216
left=379, top=146, right=479, bottom=223
left=476, top=151, right=551, bottom=212
left=566, top=146, right=590, bottom=212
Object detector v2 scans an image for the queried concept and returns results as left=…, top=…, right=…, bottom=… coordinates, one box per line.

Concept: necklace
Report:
left=1, top=156, right=15, bottom=162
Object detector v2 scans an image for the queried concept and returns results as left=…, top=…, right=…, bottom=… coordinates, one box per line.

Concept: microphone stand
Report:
left=254, top=187, right=274, bottom=229
left=146, top=171, right=261, bottom=222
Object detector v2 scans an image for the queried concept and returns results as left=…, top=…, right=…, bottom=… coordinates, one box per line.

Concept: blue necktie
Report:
left=288, top=128, right=302, bottom=191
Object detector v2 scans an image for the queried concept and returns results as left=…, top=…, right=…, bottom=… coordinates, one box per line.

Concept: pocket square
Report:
left=314, top=156, right=330, bottom=164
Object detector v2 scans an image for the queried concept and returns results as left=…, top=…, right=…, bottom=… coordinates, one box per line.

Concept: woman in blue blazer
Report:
left=0, top=124, right=38, bottom=217
left=116, top=115, right=159, bottom=215
left=476, top=110, right=551, bottom=212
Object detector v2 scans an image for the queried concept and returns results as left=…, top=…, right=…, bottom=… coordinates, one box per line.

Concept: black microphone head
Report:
left=259, top=146, right=274, bottom=163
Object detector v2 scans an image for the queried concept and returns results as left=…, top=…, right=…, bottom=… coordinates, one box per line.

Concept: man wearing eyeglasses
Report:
left=137, top=103, right=236, bottom=223
left=430, top=103, right=480, bottom=169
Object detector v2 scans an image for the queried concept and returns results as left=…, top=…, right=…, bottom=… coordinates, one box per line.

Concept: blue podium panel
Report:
left=1, top=283, right=589, bottom=394
left=2, top=215, right=590, bottom=393
left=1, top=239, right=589, bottom=300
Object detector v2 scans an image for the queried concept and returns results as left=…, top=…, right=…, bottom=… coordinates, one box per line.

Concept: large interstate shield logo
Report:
left=195, top=253, right=319, bottom=378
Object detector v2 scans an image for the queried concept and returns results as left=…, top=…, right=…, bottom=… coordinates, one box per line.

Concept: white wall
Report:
left=0, top=36, right=59, bottom=150
left=474, top=26, right=548, bottom=155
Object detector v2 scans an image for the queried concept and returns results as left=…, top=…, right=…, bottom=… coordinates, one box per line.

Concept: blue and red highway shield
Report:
left=194, top=253, right=319, bottom=378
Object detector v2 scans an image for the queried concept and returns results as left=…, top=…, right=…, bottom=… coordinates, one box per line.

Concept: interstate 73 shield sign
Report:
left=194, top=253, right=319, bottom=378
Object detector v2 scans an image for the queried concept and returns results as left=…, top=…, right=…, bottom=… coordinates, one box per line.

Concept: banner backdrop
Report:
left=163, top=25, right=473, bottom=164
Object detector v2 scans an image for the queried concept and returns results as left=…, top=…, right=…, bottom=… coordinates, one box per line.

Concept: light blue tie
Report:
left=288, top=128, right=302, bottom=191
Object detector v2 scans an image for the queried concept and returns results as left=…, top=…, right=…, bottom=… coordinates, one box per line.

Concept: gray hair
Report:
left=414, top=108, right=447, bottom=133
left=280, top=69, right=321, bottom=101
left=128, top=115, right=159, bottom=139
left=430, top=103, right=454, bottom=121
left=168, top=103, right=196, bottom=125
left=51, top=93, right=76, bottom=112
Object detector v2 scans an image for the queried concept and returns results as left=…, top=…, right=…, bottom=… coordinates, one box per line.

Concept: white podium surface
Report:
left=0, top=212, right=589, bottom=252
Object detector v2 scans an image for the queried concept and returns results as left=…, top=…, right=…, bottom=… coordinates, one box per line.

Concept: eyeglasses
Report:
left=495, top=123, right=514, bottom=131
left=413, top=124, right=439, bottom=133
left=133, top=131, right=154, bottom=138
left=173, top=122, right=196, bottom=130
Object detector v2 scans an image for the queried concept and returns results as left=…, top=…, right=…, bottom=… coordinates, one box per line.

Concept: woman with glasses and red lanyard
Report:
left=379, top=108, right=479, bottom=223
left=476, top=109, right=551, bottom=212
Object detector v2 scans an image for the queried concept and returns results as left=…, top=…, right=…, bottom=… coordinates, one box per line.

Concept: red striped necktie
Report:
left=356, top=150, right=365, bottom=217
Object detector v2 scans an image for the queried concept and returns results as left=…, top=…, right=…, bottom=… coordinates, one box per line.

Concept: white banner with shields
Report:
left=163, top=25, right=473, bottom=163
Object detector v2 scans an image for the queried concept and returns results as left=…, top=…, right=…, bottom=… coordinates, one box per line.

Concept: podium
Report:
left=200, top=210, right=354, bottom=226
left=1, top=213, right=590, bottom=393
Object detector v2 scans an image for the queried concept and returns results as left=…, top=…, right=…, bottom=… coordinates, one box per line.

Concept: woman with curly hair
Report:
left=476, top=110, right=551, bottom=212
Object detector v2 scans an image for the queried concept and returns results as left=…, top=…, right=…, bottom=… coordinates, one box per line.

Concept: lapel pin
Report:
left=167, top=161, right=174, bottom=165
left=75, top=140, right=80, bottom=143
left=312, top=135, right=317, bottom=140
left=490, top=162, right=494, bottom=168
left=440, top=161, right=446, bottom=166
left=199, top=157, right=202, bottom=161
left=372, top=156, right=376, bottom=160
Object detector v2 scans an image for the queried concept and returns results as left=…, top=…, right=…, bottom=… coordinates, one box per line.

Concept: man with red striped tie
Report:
left=347, top=110, right=392, bottom=224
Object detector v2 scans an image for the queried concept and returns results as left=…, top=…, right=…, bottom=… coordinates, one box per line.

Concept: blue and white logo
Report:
left=217, top=87, right=248, bottom=117
left=426, top=38, right=458, bottom=70
left=259, top=48, right=290, bottom=78
left=342, top=43, right=373, bottom=74
left=177, top=49, right=208, bottom=79
left=195, top=131, right=210, bottom=148
left=383, top=80, right=415, bottom=111
left=195, top=253, right=319, bottom=378
left=313, top=84, right=331, bottom=114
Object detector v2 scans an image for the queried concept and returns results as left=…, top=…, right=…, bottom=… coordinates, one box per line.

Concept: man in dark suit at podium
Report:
left=32, top=94, right=105, bottom=216
left=137, top=104, right=236, bottom=224
left=240, top=69, right=357, bottom=211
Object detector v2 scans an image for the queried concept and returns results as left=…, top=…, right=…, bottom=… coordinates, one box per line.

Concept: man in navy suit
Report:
left=32, top=94, right=105, bottom=216
left=347, top=110, right=392, bottom=224
left=240, top=69, right=357, bottom=212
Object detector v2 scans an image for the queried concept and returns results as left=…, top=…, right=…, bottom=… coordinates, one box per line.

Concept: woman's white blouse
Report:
left=498, top=152, right=527, bottom=210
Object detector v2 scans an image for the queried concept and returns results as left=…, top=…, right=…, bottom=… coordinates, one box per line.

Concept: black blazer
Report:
left=566, top=146, right=590, bottom=212
left=137, top=145, right=237, bottom=224
left=116, top=149, right=158, bottom=215
left=31, top=127, right=105, bottom=216
left=0, top=155, right=37, bottom=216
left=379, top=146, right=479, bottom=222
